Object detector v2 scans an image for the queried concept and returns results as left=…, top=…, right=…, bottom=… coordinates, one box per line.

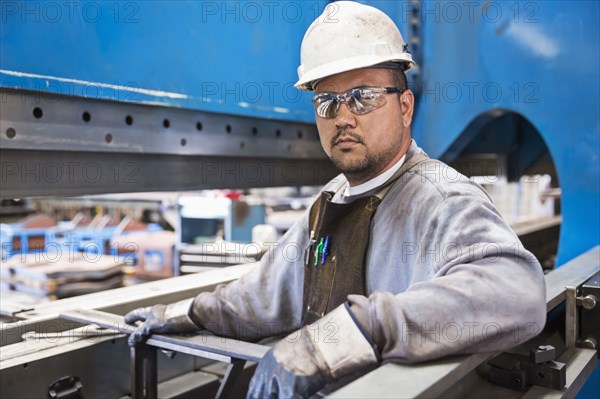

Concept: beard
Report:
left=329, top=129, right=405, bottom=183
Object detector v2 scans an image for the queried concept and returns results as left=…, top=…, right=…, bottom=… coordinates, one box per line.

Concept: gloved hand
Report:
left=124, top=298, right=199, bottom=346
left=247, top=303, right=380, bottom=399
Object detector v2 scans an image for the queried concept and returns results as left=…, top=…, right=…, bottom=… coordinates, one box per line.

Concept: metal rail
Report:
left=329, top=246, right=599, bottom=398
left=6, top=246, right=598, bottom=398
left=0, top=263, right=254, bottom=346
left=54, top=246, right=599, bottom=399
left=60, top=309, right=270, bottom=399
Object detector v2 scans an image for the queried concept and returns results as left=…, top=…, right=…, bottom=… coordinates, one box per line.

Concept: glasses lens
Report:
left=350, top=88, right=387, bottom=115
left=313, top=88, right=392, bottom=118
left=314, top=96, right=339, bottom=119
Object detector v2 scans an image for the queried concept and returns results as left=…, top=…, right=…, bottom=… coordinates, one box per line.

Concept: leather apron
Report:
left=301, top=153, right=429, bottom=325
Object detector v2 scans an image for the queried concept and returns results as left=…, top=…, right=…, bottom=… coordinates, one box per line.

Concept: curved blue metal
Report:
left=409, top=1, right=599, bottom=267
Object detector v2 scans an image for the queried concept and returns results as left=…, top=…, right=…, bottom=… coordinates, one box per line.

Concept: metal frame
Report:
left=0, top=88, right=338, bottom=198
left=0, top=264, right=254, bottom=398
left=60, top=308, right=270, bottom=399
left=1, top=263, right=253, bottom=346
left=42, top=246, right=598, bottom=399
left=2, top=246, right=598, bottom=398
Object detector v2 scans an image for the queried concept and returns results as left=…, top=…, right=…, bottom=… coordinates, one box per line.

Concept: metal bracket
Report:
left=579, top=272, right=599, bottom=355
left=566, top=285, right=578, bottom=348
left=488, top=345, right=566, bottom=391
left=215, top=359, right=247, bottom=399
left=131, top=343, right=157, bottom=399
left=566, top=272, right=600, bottom=353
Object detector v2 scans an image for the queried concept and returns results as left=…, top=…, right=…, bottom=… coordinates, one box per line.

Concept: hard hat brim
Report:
left=295, top=54, right=416, bottom=91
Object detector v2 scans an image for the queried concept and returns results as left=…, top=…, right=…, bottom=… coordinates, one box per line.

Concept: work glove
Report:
left=124, top=298, right=199, bottom=346
left=247, top=303, right=380, bottom=399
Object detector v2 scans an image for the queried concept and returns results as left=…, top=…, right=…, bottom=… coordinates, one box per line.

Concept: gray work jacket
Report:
left=190, top=140, right=547, bottom=363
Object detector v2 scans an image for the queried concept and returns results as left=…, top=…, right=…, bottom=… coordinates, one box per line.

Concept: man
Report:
left=125, top=2, right=546, bottom=398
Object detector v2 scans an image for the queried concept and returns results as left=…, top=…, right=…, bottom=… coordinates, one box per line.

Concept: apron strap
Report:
left=302, top=152, right=430, bottom=324
left=309, top=152, right=430, bottom=233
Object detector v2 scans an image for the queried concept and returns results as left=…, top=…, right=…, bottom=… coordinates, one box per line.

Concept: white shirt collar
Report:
left=342, top=154, right=407, bottom=199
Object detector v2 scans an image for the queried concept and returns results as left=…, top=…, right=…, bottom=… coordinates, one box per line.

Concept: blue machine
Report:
left=2, top=0, right=597, bottom=265
left=1, top=0, right=598, bottom=396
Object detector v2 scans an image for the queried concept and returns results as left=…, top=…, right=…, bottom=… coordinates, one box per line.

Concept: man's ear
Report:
left=400, top=90, right=415, bottom=128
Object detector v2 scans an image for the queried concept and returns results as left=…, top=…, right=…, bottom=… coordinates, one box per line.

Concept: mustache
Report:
left=330, top=130, right=365, bottom=147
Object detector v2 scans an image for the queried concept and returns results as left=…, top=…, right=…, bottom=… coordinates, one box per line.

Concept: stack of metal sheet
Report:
left=1, top=254, right=125, bottom=298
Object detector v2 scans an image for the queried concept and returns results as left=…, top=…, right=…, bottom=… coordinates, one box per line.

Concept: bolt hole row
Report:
left=21, top=107, right=306, bottom=142
left=7, top=127, right=296, bottom=151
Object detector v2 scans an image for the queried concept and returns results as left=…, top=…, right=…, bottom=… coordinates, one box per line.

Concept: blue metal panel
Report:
left=1, top=1, right=598, bottom=272
left=0, top=0, right=327, bottom=121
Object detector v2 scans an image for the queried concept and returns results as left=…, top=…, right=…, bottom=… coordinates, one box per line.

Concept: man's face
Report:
left=314, top=68, right=414, bottom=186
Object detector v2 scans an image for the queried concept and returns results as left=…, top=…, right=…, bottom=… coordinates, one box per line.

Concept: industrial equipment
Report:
left=1, top=247, right=597, bottom=398
left=1, top=0, right=598, bottom=397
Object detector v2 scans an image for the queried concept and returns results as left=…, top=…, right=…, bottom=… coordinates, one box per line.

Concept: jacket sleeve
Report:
left=187, top=210, right=311, bottom=342
left=349, top=189, right=547, bottom=363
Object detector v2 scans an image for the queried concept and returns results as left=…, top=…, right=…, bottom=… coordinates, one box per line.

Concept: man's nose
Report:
left=334, top=103, right=357, bottom=129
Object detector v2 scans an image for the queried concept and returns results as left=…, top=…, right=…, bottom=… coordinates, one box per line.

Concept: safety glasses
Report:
left=312, top=87, right=404, bottom=119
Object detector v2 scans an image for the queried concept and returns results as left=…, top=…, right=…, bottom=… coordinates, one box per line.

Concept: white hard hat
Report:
left=295, top=1, right=416, bottom=91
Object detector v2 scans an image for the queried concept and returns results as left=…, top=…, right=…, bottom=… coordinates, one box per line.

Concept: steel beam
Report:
left=1, top=263, right=254, bottom=346
left=60, top=309, right=269, bottom=363
left=0, top=89, right=338, bottom=198
left=545, top=246, right=600, bottom=312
